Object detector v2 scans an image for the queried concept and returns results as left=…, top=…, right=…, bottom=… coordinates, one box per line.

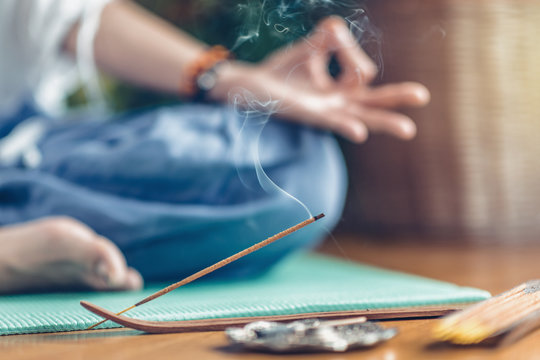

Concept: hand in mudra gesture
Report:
left=212, top=16, right=430, bottom=143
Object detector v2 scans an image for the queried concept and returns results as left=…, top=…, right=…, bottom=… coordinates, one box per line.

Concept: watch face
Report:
left=197, top=71, right=217, bottom=91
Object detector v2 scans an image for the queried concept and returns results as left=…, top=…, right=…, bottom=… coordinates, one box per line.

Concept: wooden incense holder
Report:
left=80, top=300, right=462, bottom=334
left=85, top=214, right=325, bottom=330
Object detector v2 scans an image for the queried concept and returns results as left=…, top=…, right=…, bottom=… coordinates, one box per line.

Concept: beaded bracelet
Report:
left=183, top=45, right=231, bottom=101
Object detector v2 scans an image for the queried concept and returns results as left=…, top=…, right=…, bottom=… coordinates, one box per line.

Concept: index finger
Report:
left=315, top=16, right=378, bottom=84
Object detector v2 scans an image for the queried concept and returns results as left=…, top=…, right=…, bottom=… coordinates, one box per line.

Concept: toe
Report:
left=93, top=236, right=129, bottom=286
left=125, top=268, right=144, bottom=290
left=84, top=236, right=136, bottom=291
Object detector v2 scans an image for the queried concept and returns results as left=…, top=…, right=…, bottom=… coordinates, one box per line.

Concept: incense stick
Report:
left=86, top=213, right=325, bottom=330
left=433, top=280, right=540, bottom=345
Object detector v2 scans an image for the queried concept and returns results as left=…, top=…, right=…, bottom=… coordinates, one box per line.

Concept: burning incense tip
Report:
left=313, top=213, right=325, bottom=221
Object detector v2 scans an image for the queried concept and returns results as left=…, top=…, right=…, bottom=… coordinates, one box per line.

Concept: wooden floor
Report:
left=2, top=236, right=540, bottom=359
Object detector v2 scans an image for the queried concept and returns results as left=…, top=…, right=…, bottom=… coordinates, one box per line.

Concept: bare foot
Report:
left=0, top=217, right=143, bottom=293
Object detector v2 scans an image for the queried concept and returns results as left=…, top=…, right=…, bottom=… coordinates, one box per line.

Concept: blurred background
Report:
left=342, top=0, right=540, bottom=243
left=79, top=0, right=540, bottom=244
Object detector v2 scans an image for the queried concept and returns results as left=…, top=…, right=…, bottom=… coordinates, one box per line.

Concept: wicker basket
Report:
left=341, top=0, right=540, bottom=241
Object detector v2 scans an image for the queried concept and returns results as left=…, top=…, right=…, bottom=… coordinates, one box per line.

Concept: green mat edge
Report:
left=0, top=253, right=492, bottom=336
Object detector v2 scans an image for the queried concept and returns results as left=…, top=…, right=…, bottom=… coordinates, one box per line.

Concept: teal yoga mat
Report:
left=0, top=254, right=490, bottom=335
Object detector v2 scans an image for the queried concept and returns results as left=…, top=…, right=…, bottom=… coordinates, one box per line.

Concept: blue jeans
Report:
left=0, top=104, right=347, bottom=280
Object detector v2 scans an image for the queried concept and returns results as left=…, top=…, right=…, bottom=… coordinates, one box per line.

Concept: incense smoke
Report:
left=230, top=0, right=382, bottom=218
left=232, top=0, right=382, bottom=65
left=231, top=90, right=313, bottom=217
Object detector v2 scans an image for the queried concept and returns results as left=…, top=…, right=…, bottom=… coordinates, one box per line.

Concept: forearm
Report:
left=64, top=0, right=207, bottom=95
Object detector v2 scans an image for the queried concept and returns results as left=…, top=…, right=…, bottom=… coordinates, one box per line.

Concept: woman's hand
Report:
left=85, top=3, right=428, bottom=142
left=211, top=16, right=430, bottom=143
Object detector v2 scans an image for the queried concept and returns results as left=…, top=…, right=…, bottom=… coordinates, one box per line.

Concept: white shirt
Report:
left=0, top=0, right=110, bottom=118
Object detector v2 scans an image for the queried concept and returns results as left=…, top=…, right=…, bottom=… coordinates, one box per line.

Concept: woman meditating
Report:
left=0, top=0, right=429, bottom=293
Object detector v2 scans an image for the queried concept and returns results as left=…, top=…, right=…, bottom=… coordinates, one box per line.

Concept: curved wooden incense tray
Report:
left=80, top=301, right=461, bottom=334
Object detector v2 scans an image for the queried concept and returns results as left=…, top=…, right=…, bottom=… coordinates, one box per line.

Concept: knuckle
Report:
left=358, top=59, right=378, bottom=76
left=320, top=16, right=347, bottom=32
left=360, top=67, right=377, bottom=82
left=367, top=62, right=379, bottom=75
